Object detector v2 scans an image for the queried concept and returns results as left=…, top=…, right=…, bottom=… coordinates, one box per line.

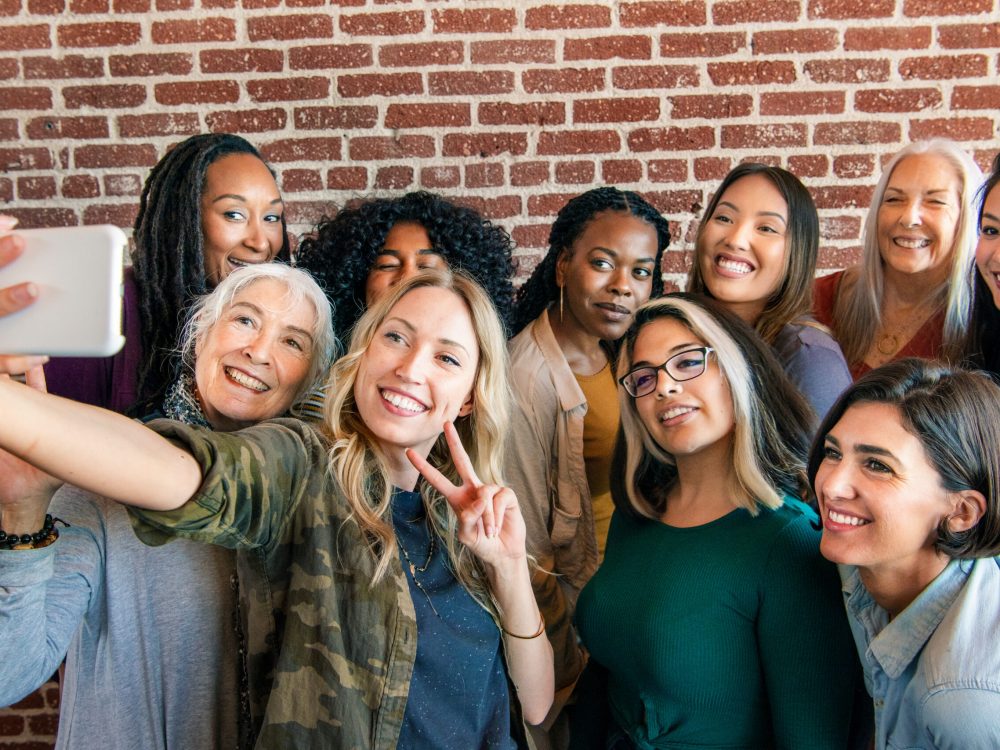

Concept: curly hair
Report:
left=130, top=133, right=290, bottom=417
left=510, top=187, right=670, bottom=336
left=294, top=191, right=515, bottom=342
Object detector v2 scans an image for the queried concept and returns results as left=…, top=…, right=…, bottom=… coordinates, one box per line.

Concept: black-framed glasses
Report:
left=619, top=346, right=715, bottom=398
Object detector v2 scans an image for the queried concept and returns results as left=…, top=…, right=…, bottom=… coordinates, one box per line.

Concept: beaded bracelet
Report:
left=501, top=613, right=546, bottom=640
left=0, top=514, right=68, bottom=551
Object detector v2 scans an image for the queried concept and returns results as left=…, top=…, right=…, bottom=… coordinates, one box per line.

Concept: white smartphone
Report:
left=0, top=224, right=127, bottom=356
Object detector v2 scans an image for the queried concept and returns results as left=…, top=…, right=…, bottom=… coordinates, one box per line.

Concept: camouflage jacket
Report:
left=129, top=418, right=418, bottom=750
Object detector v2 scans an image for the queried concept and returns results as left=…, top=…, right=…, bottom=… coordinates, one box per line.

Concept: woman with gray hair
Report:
left=814, top=139, right=982, bottom=378
left=0, top=263, right=335, bottom=750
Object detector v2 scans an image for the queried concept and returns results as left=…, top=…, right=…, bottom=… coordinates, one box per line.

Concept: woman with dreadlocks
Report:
left=504, top=187, right=669, bottom=741
left=44, top=133, right=290, bottom=416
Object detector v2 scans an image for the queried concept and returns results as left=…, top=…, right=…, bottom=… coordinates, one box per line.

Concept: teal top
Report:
left=575, top=498, right=858, bottom=750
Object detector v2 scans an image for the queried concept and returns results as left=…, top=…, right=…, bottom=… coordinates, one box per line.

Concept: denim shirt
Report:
left=842, top=557, right=1000, bottom=750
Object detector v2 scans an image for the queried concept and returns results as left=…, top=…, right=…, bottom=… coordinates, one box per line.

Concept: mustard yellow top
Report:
left=574, top=362, right=619, bottom=559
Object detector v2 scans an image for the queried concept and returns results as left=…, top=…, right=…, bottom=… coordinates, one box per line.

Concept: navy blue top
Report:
left=391, top=488, right=515, bottom=750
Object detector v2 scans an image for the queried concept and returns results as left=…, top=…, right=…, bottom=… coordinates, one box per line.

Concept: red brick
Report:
left=154, top=80, right=238, bottom=105
left=248, top=76, right=329, bottom=102
left=151, top=18, right=235, bottom=44
left=660, top=31, right=744, bottom=57
left=62, top=174, right=100, bottom=198
left=443, top=132, right=527, bottom=157
left=261, top=138, right=342, bottom=162
left=109, top=52, right=191, bottom=76
left=340, top=10, right=424, bottom=36
left=380, top=42, right=463, bottom=67
left=26, top=115, right=108, bottom=139
left=621, top=1, right=706, bottom=27
left=537, top=130, right=619, bottom=156
left=83, top=203, right=137, bottom=227
left=526, top=4, right=611, bottom=29
left=721, top=123, right=807, bottom=149
left=0, top=86, right=53, bottom=109
left=708, top=61, right=796, bottom=85
left=349, top=135, right=434, bottom=160
left=814, top=121, right=901, bottom=144
left=102, top=173, right=142, bottom=197
left=374, top=165, right=413, bottom=190
left=671, top=94, right=752, bottom=119
left=205, top=107, right=287, bottom=133
left=0, top=24, right=51, bottom=51
left=833, top=154, right=875, bottom=178
left=294, top=105, right=378, bottom=130
left=904, top=0, right=991, bottom=14
left=157, top=0, right=192, bottom=9
left=0, top=59, right=15, bottom=80
left=821, top=215, right=862, bottom=240
left=384, top=103, right=470, bottom=128
left=602, top=159, right=642, bottom=184
left=327, top=166, right=367, bottom=190
left=338, top=72, right=422, bottom=97
left=629, top=126, right=714, bottom=152
left=117, top=112, right=200, bottom=137
left=2, top=207, right=76, bottom=227
left=528, top=192, right=578, bottom=216
left=0, top=118, right=17, bottom=139
left=844, top=26, right=931, bottom=51
left=74, top=144, right=157, bottom=168
left=243, top=0, right=279, bottom=7
left=909, top=116, right=995, bottom=141
left=523, top=68, right=604, bottom=94
left=454, top=195, right=521, bottom=220
left=478, top=102, right=564, bottom=126
left=512, top=226, right=549, bottom=255
left=247, top=14, right=332, bottom=41
left=752, top=29, right=838, bottom=54
left=565, top=35, right=651, bottom=61
left=429, top=70, right=513, bottom=96
left=200, top=48, right=284, bottom=73
left=818, top=245, right=862, bottom=270
left=951, top=85, right=1000, bottom=110
left=511, top=161, right=550, bottom=187
left=432, top=8, right=515, bottom=34
left=471, top=40, right=555, bottom=65
left=760, top=90, right=844, bottom=115
left=899, top=55, right=987, bottom=80
left=58, top=21, right=140, bottom=47
left=808, top=0, right=893, bottom=18
left=420, top=166, right=460, bottom=189
left=466, top=162, right=504, bottom=188
left=644, top=189, right=702, bottom=214
left=938, top=23, right=1000, bottom=50
left=284, top=200, right=332, bottom=226
left=714, top=0, right=797, bottom=23
left=812, top=185, right=874, bottom=209
left=70, top=0, right=108, bottom=10
left=18, top=175, right=57, bottom=199
left=64, top=83, right=146, bottom=109
left=787, top=154, right=828, bottom=178
left=114, top=0, right=149, bottom=9
left=0, top=177, right=12, bottom=202
left=613, top=64, right=699, bottom=90
left=554, top=160, right=595, bottom=185
left=693, top=156, right=732, bottom=181
left=289, top=44, right=372, bottom=70
left=280, top=169, right=322, bottom=192
left=23, top=55, right=103, bottom=79
left=804, top=59, right=890, bottom=83
left=648, top=159, right=687, bottom=183
left=574, top=97, right=659, bottom=123
left=27, top=0, right=64, bottom=11
left=0, top=715, right=25, bottom=734
left=855, top=88, right=942, bottom=113
left=743, top=154, right=782, bottom=168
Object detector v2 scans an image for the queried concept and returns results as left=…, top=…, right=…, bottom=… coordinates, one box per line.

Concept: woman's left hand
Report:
left=406, top=421, right=527, bottom=568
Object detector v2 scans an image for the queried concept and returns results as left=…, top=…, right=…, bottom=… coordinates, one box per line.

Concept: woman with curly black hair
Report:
left=295, top=191, right=515, bottom=342
left=504, top=187, right=669, bottom=739
left=44, top=133, right=290, bottom=417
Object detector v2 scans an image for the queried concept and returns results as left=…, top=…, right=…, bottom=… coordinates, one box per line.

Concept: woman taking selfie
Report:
left=810, top=359, right=1000, bottom=749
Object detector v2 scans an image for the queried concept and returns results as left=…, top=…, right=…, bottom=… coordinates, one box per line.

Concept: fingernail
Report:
left=13, top=283, right=38, bottom=304
left=0, top=215, right=18, bottom=230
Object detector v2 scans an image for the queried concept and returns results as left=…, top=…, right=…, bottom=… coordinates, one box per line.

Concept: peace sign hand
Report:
left=405, top=421, right=527, bottom=568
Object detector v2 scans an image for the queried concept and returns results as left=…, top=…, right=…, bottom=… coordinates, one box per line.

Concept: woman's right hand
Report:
left=0, top=216, right=47, bottom=376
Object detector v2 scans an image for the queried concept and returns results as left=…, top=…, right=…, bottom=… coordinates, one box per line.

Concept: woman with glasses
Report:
left=573, top=293, right=861, bottom=749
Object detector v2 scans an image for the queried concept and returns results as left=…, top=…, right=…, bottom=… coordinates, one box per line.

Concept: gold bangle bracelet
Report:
left=501, top=613, right=546, bottom=640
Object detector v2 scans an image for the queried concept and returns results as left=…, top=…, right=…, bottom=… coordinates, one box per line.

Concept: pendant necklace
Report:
left=398, top=524, right=440, bottom=618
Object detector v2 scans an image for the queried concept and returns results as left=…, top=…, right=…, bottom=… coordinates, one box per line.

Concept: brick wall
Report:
left=1, top=0, right=998, bottom=746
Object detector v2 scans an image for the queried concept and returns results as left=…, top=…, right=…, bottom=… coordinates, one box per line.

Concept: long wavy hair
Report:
left=322, top=269, right=512, bottom=607
left=967, top=152, right=1000, bottom=377
left=831, top=139, right=981, bottom=366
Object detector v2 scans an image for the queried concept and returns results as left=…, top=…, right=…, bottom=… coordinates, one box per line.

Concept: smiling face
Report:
left=976, top=181, right=1000, bottom=309
left=697, top=173, right=789, bottom=324
left=200, top=153, right=285, bottom=287
left=364, top=222, right=448, bottom=305
left=353, top=285, right=478, bottom=461
left=556, top=210, right=659, bottom=341
left=194, top=278, right=316, bottom=431
left=876, top=153, right=963, bottom=282
left=631, top=316, right=734, bottom=460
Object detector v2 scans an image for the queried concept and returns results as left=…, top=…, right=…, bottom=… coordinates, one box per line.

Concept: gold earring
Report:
left=559, top=286, right=564, bottom=322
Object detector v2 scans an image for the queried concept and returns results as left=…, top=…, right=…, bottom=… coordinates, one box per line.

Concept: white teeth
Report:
left=661, top=406, right=695, bottom=421
left=381, top=389, right=426, bottom=413
left=229, top=259, right=248, bottom=267
left=895, top=237, right=930, bottom=249
left=718, top=257, right=753, bottom=274
left=226, top=367, right=269, bottom=392
left=828, top=509, right=871, bottom=527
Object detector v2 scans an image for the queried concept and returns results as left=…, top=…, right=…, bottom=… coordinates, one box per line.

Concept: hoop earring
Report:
left=559, top=286, right=564, bottom=322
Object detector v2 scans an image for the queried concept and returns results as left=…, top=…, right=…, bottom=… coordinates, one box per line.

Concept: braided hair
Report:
left=510, top=187, right=670, bottom=336
left=130, top=133, right=290, bottom=417
left=295, top=191, right=515, bottom=341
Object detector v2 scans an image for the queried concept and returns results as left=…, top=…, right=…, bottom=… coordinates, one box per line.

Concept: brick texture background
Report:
left=1, top=0, right=998, bottom=745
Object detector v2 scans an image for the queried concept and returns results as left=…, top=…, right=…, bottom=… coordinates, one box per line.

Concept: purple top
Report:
left=772, top=319, right=852, bottom=420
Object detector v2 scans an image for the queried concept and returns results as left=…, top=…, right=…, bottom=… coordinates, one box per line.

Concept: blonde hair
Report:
left=322, top=269, right=512, bottom=604
left=833, top=139, right=982, bottom=366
